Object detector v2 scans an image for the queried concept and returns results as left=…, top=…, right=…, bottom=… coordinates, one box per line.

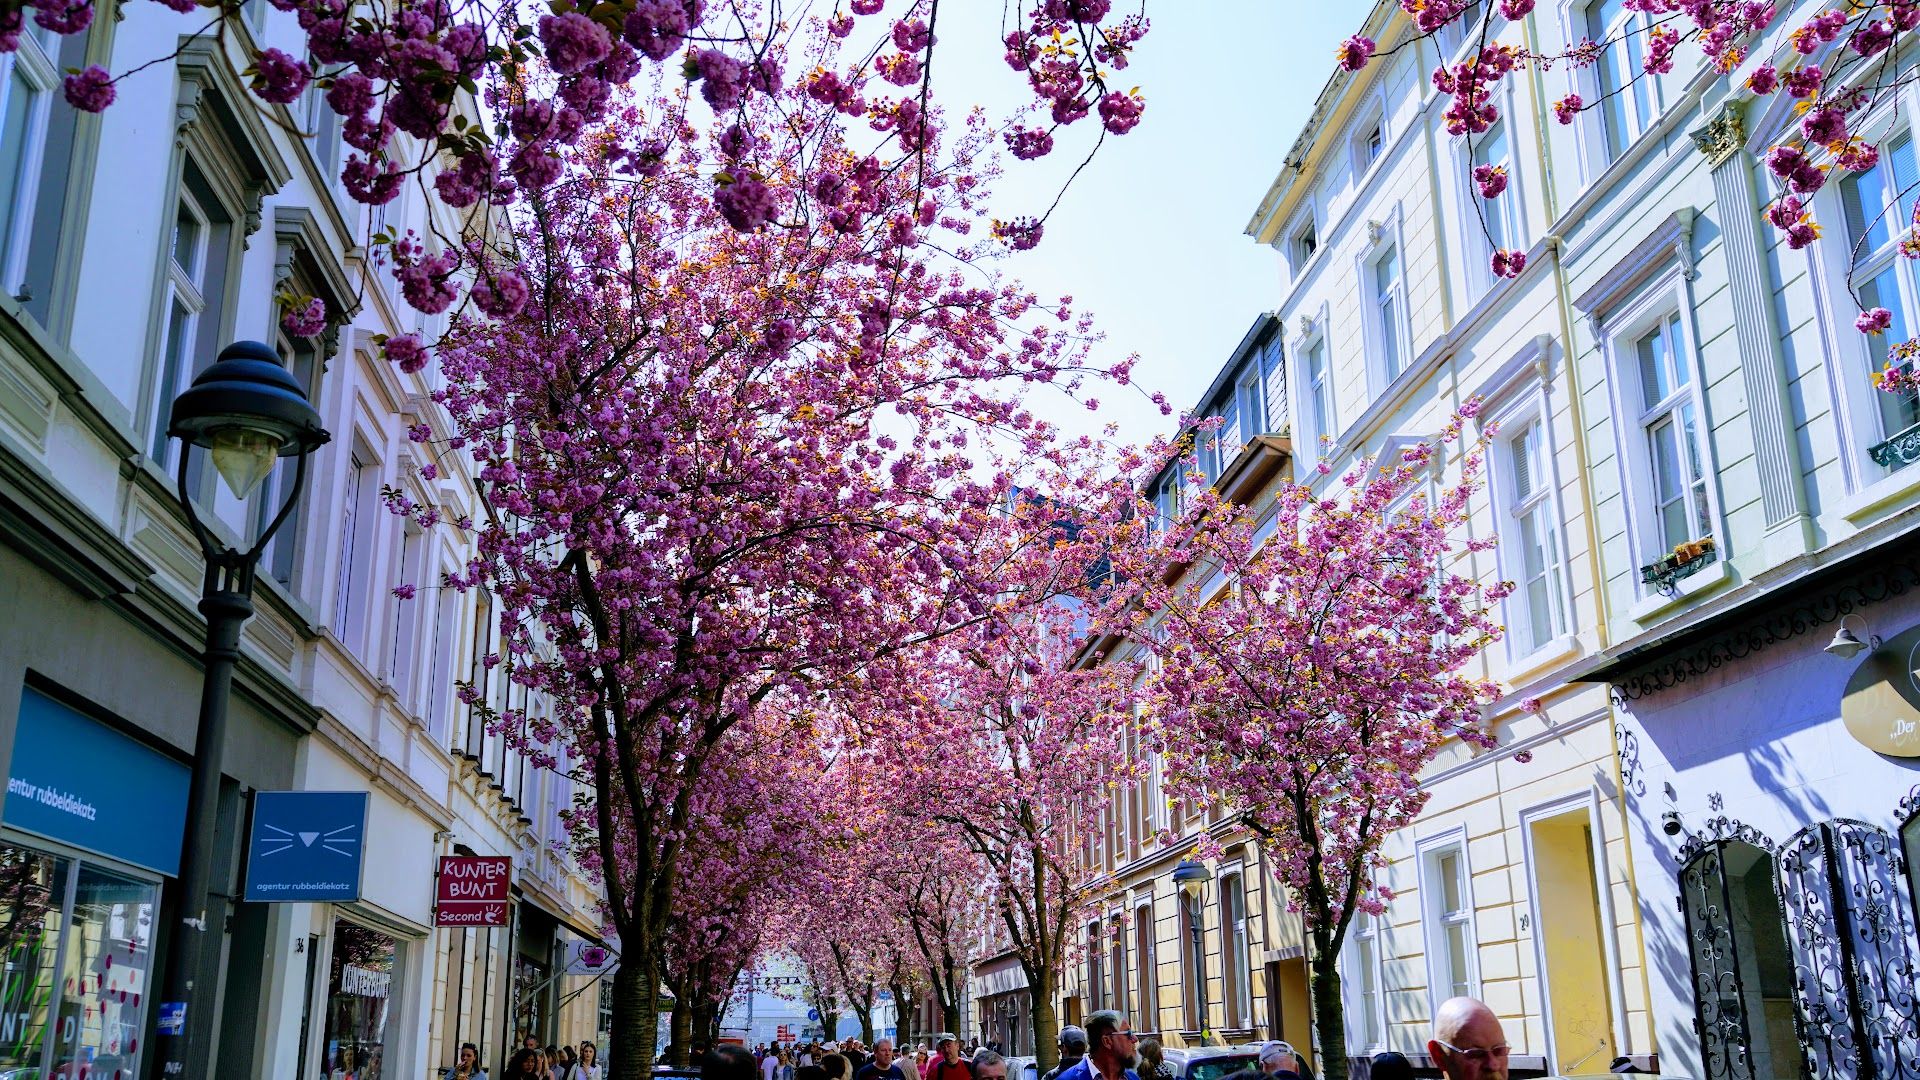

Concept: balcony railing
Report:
left=1869, top=419, right=1920, bottom=469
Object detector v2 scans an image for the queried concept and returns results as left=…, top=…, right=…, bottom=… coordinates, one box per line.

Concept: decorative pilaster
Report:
left=1691, top=101, right=1812, bottom=550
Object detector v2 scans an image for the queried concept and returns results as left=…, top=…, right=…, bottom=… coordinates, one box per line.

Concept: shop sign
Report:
left=435, top=855, right=511, bottom=926
left=243, top=790, right=370, bottom=902
left=1841, top=622, right=1920, bottom=757
left=566, top=939, right=618, bottom=975
left=4, top=687, right=190, bottom=875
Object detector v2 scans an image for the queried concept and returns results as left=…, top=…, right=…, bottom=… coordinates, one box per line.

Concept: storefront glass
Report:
left=514, top=955, right=547, bottom=1044
left=0, top=841, right=157, bottom=1080
left=320, top=919, right=399, bottom=1080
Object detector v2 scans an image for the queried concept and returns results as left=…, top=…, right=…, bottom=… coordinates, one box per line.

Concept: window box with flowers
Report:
left=1640, top=536, right=1717, bottom=595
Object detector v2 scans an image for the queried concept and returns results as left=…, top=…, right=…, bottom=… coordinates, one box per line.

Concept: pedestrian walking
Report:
left=925, top=1035, right=972, bottom=1080
left=1427, top=997, right=1510, bottom=1080
left=1368, top=1052, right=1413, bottom=1080
left=765, top=1046, right=785, bottom=1080
left=505, top=1049, right=545, bottom=1078
left=822, top=1050, right=852, bottom=1080
left=1037, top=1027, right=1087, bottom=1080
left=1054, top=1012, right=1138, bottom=1080
left=970, top=1051, right=1008, bottom=1080
left=574, top=1042, right=603, bottom=1080
left=854, top=1039, right=904, bottom=1080
left=1135, top=1040, right=1169, bottom=1080
left=445, top=1042, right=490, bottom=1080
left=1219, top=1042, right=1303, bottom=1080
left=898, top=1048, right=921, bottom=1080
left=709, top=1045, right=762, bottom=1080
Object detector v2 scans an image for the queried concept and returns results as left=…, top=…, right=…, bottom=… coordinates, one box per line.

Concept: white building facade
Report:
left=0, top=6, right=607, bottom=1080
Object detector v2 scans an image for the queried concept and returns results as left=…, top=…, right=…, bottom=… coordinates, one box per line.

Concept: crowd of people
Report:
left=460, top=991, right=1521, bottom=1080
left=736, top=995, right=1524, bottom=1080
left=442, top=1033, right=604, bottom=1079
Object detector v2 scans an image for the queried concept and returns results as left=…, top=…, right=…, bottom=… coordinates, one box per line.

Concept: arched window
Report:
left=1220, top=874, right=1250, bottom=1029
left=1110, top=916, right=1128, bottom=1015
left=1679, top=834, right=1797, bottom=1080
left=1087, top=922, right=1104, bottom=1011
left=1778, top=820, right=1920, bottom=1079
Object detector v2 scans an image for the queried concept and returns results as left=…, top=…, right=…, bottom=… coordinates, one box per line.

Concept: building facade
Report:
left=0, top=7, right=607, bottom=1080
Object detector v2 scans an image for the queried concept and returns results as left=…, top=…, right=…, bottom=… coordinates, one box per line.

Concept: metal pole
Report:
left=154, top=578, right=253, bottom=1077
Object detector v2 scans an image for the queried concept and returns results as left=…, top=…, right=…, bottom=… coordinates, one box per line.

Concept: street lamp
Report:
left=1171, top=860, right=1211, bottom=1033
left=156, top=340, right=329, bottom=1077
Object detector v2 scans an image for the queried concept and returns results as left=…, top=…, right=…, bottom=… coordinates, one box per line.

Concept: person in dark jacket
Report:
left=1368, top=1052, right=1413, bottom=1080
left=1036, top=1027, right=1087, bottom=1080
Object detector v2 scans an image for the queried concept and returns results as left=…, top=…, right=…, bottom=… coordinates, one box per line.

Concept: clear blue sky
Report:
left=928, top=2, right=1366, bottom=444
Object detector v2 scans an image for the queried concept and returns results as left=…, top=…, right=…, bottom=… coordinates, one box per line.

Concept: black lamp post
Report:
left=155, top=340, right=329, bottom=1078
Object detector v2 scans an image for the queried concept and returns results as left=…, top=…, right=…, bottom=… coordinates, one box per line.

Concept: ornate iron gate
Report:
left=1681, top=837, right=1773, bottom=1080
left=1777, top=820, right=1920, bottom=1080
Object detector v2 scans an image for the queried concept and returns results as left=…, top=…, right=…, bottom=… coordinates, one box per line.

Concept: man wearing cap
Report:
left=925, top=1035, right=972, bottom=1080
left=1053, top=1011, right=1139, bottom=1080
left=1037, top=1025, right=1087, bottom=1080
left=1219, top=1042, right=1304, bottom=1080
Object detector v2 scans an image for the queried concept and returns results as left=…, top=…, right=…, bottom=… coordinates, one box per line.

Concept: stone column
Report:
left=1689, top=101, right=1813, bottom=559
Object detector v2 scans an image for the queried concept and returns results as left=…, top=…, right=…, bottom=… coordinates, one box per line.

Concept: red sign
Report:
left=435, top=855, right=512, bottom=926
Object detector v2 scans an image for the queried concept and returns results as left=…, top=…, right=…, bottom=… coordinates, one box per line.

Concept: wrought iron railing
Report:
left=1640, top=547, right=1718, bottom=597
left=1869, top=419, right=1920, bottom=469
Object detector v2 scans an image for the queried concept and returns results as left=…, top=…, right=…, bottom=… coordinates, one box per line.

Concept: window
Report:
left=303, top=82, right=343, bottom=183
left=0, top=24, right=88, bottom=328
left=258, top=333, right=320, bottom=585
left=334, top=454, right=380, bottom=654
left=1349, top=911, right=1386, bottom=1051
left=1636, top=314, right=1710, bottom=553
left=1179, top=890, right=1206, bottom=1030
left=151, top=167, right=235, bottom=462
left=1220, top=874, right=1250, bottom=1029
left=1589, top=0, right=1660, bottom=160
left=323, top=919, right=401, bottom=1080
left=1290, top=215, right=1318, bottom=269
left=1155, top=473, right=1182, bottom=531
left=1435, top=1, right=1487, bottom=57
left=1472, top=121, right=1523, bottom=280
left=1425, top=845, right=1476, bottom=1005
left=1373, top=242, right=1407, bottom=381
left=1305, top=338, right=1334, bottom=450
left=1109, top=916, right=1128, bottom=1015
left=1353, top=113, right=1384, bottom=174
left=1087, top=922, right=1105, bottom=1010
left=1236, top=363, right=1266, bottom=443
left=1135, top=903, right=1156, bottom=1030
left=1840, top=132, right=1920, bottom=448
left=1503, top=418, right=1567, bottom=654
left=390, top=524, right=425, bottom=702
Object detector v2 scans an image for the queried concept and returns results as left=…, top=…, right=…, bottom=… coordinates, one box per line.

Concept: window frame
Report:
left=1584, top=0, right=1663, bottom=161
left=1478, top=357, right=1576, bottom=666
left=1345, top=907, right=1389, bottom=1054
left=1418, top=829, right=1479, bottom=1019
left=1218, top=869, right=1251, bottom=1029
left=1355, top=210, right=1415, bottom=398
left=1594, top=274, right=1725, bottom=597
left=1456, top=89, right=1527, bottom=302
left=1286, top=204, right=1320, bottom=277
left=0, top=27, right=60, bottom=295
left=1290, top=311, right=1336, bottom=463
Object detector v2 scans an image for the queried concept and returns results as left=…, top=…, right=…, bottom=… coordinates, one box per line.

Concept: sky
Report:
left=925, top=2, right=1368, bottom=444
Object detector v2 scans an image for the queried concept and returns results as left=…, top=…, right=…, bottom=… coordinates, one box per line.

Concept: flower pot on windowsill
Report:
left=1640, top=536, right=1717, bottom=593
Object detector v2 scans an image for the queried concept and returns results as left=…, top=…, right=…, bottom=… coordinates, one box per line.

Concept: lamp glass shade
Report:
left=207, top=423, right=283, bottom=499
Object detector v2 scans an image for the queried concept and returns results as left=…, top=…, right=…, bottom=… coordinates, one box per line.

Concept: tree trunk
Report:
left=671, top=1000, right=694, bottom=1068
left=890, top=982, right=911, bottom=1047
left=1030, top=976, right=1060, bottom=1074
left=611, top=957, right=662, bottom=1080
left=693, top=1000, right=719, bottom=1050
left=1307, top=956, right=1348, bottom=1080
left=858, top=1008, right=876, bottom=1046
left=942, top=1001, right=962, bottom=1043
left=823, top=1010, right=841, bottom=1043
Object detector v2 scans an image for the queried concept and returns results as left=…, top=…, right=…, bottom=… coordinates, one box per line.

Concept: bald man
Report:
left=1428, top=997, right=1510, bottom=1080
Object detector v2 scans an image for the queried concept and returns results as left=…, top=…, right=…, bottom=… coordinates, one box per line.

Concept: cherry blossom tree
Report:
left=1339, top=0, right=1920, bottom=364
left=407, top=56, right=1126, bottom=1075
left=874, top=573, right=1142, bottom=1072
left=25, top=0, right=1148, bottom=272
left=1112, top=417, right=1504, bottom=1080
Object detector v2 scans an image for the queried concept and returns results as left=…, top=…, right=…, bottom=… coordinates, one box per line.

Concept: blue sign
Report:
left=4, top=687, right=190, bottom=875
left=243, top=791, right=370, bottom=902
left=807, top=1009, right=820, bottom=1022
left=157, top=1002, right=186, bottom=1035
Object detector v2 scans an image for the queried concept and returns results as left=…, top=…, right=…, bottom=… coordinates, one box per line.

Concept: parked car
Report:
left=1159, top=1045, right=1263, bottom=1080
